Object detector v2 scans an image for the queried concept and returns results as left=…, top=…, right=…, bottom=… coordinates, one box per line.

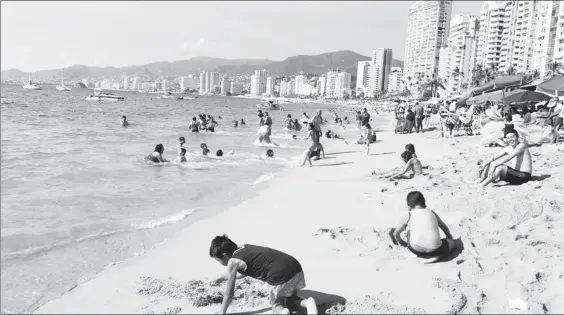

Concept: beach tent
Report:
left=466, top=90, right=504, bottom=107
left=502, top=89, right=551, bottom=104
left=536, top=76, right=564, bottom=96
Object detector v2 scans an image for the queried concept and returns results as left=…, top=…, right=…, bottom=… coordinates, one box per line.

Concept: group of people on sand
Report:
left=189, top=113, right=219, bottom=133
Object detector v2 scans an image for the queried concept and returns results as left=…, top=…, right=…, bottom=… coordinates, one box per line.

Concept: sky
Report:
left=1, top=1, right=484, bottom=72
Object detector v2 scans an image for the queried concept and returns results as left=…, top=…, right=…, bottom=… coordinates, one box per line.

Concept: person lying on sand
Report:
left=210, top=235, right=318, bottom=315
left=377, top=149, right=422, bottom=180
left=120, top=115, right=129, bottom=127
left=302, top=123, right=325, bottom=167
left=475, top=129, right=532, bottom=187
left=391, top=191, right=455, bottom=261
left=200, top=143, right=210, bottom=156
left=144, top=144, right=167, bottom=163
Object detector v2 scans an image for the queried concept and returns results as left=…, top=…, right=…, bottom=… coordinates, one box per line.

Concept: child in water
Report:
left=210, top=235, right=318, bottom=315
left=216, top=150, right=224, bottom=157
left=391, top=191, right=455, bottom=262
left=201, top=143, right=210, bottom=156
left=266, top=149, right=274, bottom=158
left=179, top=148, right=187, bottom=163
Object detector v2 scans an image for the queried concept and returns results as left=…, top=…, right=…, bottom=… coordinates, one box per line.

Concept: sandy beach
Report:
left=34, top=113, right=564, bottom=314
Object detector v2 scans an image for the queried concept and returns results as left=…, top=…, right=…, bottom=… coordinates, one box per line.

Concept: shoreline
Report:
left=34, top=113, right=564, bottom=314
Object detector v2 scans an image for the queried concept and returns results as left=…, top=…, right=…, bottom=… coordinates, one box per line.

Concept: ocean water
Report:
left=0, top=84, right=361, bottom=314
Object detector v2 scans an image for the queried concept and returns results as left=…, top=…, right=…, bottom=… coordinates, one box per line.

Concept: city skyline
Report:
left=1, top=1, right=483, bottom=72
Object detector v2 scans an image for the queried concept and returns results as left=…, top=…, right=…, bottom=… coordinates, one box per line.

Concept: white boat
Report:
left=56, top=69, right=71, bottom=91
left=85, top=91, right=124, bottom=101
left=256, top=99, right=280, bottom=110
left=22, top=74, right=42, bottom=90
left=176, top=96, right=196, bottom=100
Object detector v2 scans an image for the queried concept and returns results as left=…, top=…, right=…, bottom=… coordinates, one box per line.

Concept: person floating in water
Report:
left=391, top=191, right=455, bottom=262
left=216, top=149, right=224, bottom=157
left=232, top=120, right=239, bottom=128
left=201, top=143, right=211, bottom=156
left=240, top=118, right=246, bottom=126
left=144, top=144, right=167, bottom=163
left=475, top=129, right=532, bottom=188
left=302, top=123, right=325, bottom=167
left=266, top=149, right=274, bottom=158
left=178, top=148, right=187, bottom=163
left=120, top=115, right=129, bottom=127
left=209, top=235, right=318, bottom=315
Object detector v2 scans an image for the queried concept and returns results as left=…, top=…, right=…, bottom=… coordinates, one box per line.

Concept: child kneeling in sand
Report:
left=391, top=191, right=455, bottom=261
left=210, top=235, right=318, bottom=314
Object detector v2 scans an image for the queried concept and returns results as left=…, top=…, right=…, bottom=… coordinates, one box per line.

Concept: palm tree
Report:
left=452, top=67, right=465, bottom=92
left=422, top=74, right=445, bottom=98
left=471, top=64, right=484, bottom=87
left=484, top=65, right=498, bottom=83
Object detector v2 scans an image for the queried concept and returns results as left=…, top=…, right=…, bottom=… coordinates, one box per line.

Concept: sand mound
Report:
left=325, top=295, right=427, bottom=314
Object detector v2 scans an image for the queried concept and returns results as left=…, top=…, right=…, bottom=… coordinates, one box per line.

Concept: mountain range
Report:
left=1, top=50, right=403, bottom=80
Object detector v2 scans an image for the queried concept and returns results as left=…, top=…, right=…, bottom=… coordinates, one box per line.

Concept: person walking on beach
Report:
left=360, top=108, right=370, bottom=128
left=209, top=235, right=318, bottom=315
left=144, top=144, right=167, bottom=163
left=414, top=102, right=424, bottom=133
left=302, top=123, right=325, bottom=167
left=391, top=191, right=456, bottom=262
left=362, top=123, right=377, bottom=155
left=475, top=129, right=532, bottom=187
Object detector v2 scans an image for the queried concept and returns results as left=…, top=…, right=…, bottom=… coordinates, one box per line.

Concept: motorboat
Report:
left=176, top=96, right=196, bottom=100
left=22, top=74, right=42, bottom=90
left=85, top=91, right=124, bottom=101
left=255, top=99, right=280, bottom=110
left=55, top=69, right=71, bottom=91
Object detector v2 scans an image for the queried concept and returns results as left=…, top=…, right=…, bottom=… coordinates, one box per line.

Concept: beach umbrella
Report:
left=536, top=75, right=564, bottom=96
left=471, top=74, right=534, bottom=96
left=502, top=89, right=551, bottom=104
left=466, top=90, right=504, bottom=107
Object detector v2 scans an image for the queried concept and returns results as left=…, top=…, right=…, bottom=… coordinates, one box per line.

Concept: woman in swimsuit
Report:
left=301, top=123, right=325, bottom=167
left=378, top=149, right=423, bottom=180
left=145, top=144, right=167, bottom=163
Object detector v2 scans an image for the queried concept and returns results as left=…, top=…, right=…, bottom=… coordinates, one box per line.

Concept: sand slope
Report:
left=34, top=114, right=564, bottom=314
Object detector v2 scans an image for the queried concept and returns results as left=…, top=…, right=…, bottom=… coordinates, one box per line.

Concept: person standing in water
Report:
left=120, top=116, right=129, bottom=127
left=144, top=144, right=167, bottom=163
left=264, top=112, right=273, bottom=137
left=189, top=117, right=200, bottom=132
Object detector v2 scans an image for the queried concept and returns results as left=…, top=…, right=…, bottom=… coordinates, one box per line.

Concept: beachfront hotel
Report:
left=368, top=48, right=393, bottom=97
left=532, top=1, right=564, bottom=77
left=250, top=70, right=268, bottom=96
left=474, top=1, right=505, bottom=69
left=355, top=61, right=371, bottom=96
left=438, top=14, right=478, bottom=93
left=404, top=1, right=452, bottom=79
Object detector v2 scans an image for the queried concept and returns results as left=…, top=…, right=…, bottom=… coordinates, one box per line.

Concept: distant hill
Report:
left=1, top=51, right=403, bottom=80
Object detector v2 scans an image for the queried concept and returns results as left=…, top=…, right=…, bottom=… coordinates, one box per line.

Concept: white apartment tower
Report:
left=404, top=1, right=452, bottom=79
left=355, top=61, right=371, bottom=96
left=533, top=1, right=563, bottom=77
left=251, top=70, right=268, bottom=96
left=475, top=1, right=506, bottom=69
left=123, top=77, right=129, bottom=90
left=221, top=76, right=230, bottom=95
left=207, top=72, right=220, bottom=94
left=388, top=69, right=405, bottom=92
left=318, top=74, right=326, bottom=96
left=325, top=69, right=340, bottom=99
left=499, top=1, right=540, bottom=73
left=438, top=15, right=478, bottom=93
left=336, top=72, right=352, bottom=98
left=369, top=48, right=393, bottom=96
left=250, top=75, right=258, bottom=96
left=199, top=73, right=206, bottom=94
left=266, top=77, right=275, bottom=96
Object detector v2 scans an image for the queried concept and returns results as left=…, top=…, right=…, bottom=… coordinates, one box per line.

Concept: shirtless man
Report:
left=310, top=109, right=323, bottom=138
left=120, top=115, right=129, bottom=127
left=476, top=129, right=532, bottom=187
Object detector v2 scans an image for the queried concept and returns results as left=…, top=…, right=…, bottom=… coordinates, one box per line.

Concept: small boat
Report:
left=256, top=100, right=280, bottom=110
left=55, top=69, right=71, bottom=91
left=22, top=74, right=42, bottom=90
left=157, top=93, right=176, bottom=99
left=85, top=91, right=124, bottom=101
left=176, top=96, right=196, bottom=100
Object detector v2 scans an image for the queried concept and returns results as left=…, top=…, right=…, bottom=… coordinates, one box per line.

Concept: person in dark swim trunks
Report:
left=476, top=129, right=533, bottom=187
left=189, top=117, right=200, bottom=132
left=391, top=191, right=455, bottom=261
left=210, top=235, right=318, bottom=315
left=145, top=144, right=167, bottom=163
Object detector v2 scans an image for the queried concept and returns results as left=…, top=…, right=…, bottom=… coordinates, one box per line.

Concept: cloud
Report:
left=195, top=38, right=205, bottom=49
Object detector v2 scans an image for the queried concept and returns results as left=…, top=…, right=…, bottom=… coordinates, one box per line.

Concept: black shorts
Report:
left=500, top=166, right=531, bottom=185
left=407, top=239, right=451, bottom=258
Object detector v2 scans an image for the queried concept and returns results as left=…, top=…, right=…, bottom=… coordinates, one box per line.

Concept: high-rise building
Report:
left=355, top=61, right=371, bottom=96
left=318, top=74, right=326, bottom=96
left=230, top=82, right=243, bottom=95
left=250, top=75, right=257, bottom=96
left=325, top=69, right=340, bottom=99
left=251, top=70, right=268, bottom=96
left=336, top=72, right=352, bottom=98
left=221, top=75, right=230, bottom=95
left=404, top=1, right=452, bottom=79
left=199, top=73, right=206, bottom=94
left=475, top=1, right=506, bottom=69
left=438, top=14, right=478, bottom=93
left=532, top=1, right=563, bottom=77
left=279, top=80, right=289, bottom=97
left=388, top=69, right=405, bottom=92
left=369, top=48, right=393, bottom=96
left=498, top=1, right=539, bottom=73
left=162, top=79, right=167, bottom=91
left=287, top=80, right=295, bottom=96
left=266, top=77, right=275, bottom=96
left=123, top=77, right=129, bottom=90
left=204, top=72, right=210, bottom=93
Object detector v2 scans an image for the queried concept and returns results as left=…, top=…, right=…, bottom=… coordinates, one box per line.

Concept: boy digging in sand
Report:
left=391, top=191, right=456, bottom=262
left=210, top=235, right=318, bottom=314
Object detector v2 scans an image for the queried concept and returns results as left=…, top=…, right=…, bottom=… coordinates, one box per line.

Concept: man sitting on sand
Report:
left=391, top=191, right=455, bottom=261
left=210, top=235, right=318, bottom=315
left=475, top=129, right=532, bottom=187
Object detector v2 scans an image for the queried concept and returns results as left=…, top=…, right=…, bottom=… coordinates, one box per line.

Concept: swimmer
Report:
left=216, top=149, right=224, bottom=157
left=232, top=120, right=239, bottom=128
left=178, top=136, right=186, bottom=152
left=201, top=143, right=211, bottom=156
left=179, top=148, right=187, bottom=163
left=120, top=115, right=129, bottom=127
left=240, top=118, right=246, bottom=126
left=266, top=149, right=274, bottom=158
left=144, top=144, right=167, bottom=163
